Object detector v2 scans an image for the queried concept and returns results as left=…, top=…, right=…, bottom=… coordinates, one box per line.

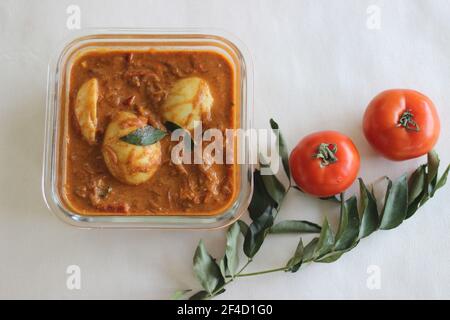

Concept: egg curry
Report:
left=60, top=50, right=238, bottom=215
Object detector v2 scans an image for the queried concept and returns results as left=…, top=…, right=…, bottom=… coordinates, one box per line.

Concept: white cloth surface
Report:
left=0, top=0, right=449, bottom=299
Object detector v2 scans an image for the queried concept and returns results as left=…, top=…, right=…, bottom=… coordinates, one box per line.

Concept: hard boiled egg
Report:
left=162, top=77, right=213, bottom=130
left=75, top=78, right=98, bottom=144
left=102, top=111, right=162, bottom=185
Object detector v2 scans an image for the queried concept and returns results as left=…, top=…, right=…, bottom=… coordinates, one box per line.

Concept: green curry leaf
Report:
left=269, top=220, right=321, bottom=234
left=286, top=238, right=304, bottom=272
left=269, top=118, right=290, bottom=179
left=427, top=150, right=440, bottom=192
left=302, top=237, right=319, bottom=263
left=225, top=223, right=241, bottom=277
left=315, top=240, right=359, bottom=263
left=244, top=207, right=275, bottom=258
left=315, top=251, right=345, bottom=263
left=408, top=165, right=426, bottom=205
left=334, top=195, right=360, bottom=251
left=248, top=170, right=276, bottom=220
left=433, top=164, right=450, bottom=195
left=314, top=218, right=335, bottom=259
left=260, top=167, right=287, bottom=208
left=237, top=220, right=249, bottom=237
left=358, top=178, right=379, bottom=238
left=218, top=256, right=227, bottom=278
left=120, top=125, right=167, bottom=146
left=193, top=240, right=225, bottom=295
left=379, top=174, right=408, bottom=230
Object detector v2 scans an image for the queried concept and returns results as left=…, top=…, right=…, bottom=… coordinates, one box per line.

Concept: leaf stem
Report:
left=235, top=266, right=288, bottom=278
left=213, top=259, right=253, bottom=297
left=236, top=259, right=252, bottom=275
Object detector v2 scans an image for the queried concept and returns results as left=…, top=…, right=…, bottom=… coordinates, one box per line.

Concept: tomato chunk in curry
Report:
left=61, top=50, right=238, bottom=216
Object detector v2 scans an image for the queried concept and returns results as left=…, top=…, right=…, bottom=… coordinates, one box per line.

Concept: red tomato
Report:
left=363, top=89, right=440, bottom=160
left=289, top=131, right=360, bottom=197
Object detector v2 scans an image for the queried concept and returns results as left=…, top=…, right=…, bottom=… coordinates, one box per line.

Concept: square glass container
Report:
left=43, top=29, right=253, bottom=229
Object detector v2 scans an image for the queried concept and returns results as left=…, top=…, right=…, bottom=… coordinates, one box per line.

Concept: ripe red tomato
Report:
left=289, top=131, right=360, bottom=197
left=363, top=89, right=440, bottom=160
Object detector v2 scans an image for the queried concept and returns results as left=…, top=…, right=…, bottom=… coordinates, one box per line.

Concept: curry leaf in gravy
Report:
left=164, top=120, right=195, bottom=149
left=164, top=120, right=184, bottom=132
left=119, top=125, right=167, bottom=146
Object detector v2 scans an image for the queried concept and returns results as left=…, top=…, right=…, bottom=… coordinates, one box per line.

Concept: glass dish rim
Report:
left=42, top=27, right=254, bottom=230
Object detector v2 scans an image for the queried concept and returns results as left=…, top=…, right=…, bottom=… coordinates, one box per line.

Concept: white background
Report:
left=0, top=0, right=449, bottom=299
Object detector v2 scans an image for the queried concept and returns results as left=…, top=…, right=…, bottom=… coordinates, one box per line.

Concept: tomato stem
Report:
left=313, top=143, right=338, bottom=167
left=397, top=110, right=420, bottom=132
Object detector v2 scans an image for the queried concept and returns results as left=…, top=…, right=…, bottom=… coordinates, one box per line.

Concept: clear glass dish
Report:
left=42, top=28, right=253, bottom=229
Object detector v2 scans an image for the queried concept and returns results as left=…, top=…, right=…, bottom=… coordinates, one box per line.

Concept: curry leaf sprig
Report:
left=173, top=120, right=449, bottom=300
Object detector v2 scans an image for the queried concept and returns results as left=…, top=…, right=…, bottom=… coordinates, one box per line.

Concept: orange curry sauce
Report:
left=60, top=50, right=238, bottom=216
